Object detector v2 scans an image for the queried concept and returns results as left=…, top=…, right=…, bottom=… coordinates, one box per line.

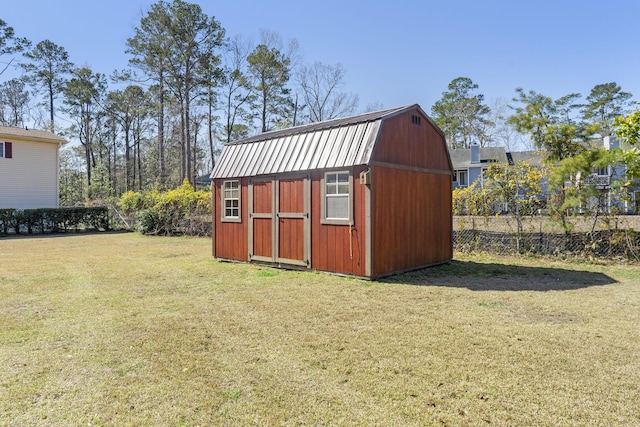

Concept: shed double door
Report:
left=249, top=175, right=310, bottom=267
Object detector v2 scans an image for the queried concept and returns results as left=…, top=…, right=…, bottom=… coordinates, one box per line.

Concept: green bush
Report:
left=0, top=207, right=109, bottom=235
left=118, top=180, right=212, bottom=236
left=135, top=209, right=162, bottom=235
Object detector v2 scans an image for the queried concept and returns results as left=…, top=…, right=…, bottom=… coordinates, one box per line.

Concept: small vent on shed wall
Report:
left=411, top=115, right=421, bottom=125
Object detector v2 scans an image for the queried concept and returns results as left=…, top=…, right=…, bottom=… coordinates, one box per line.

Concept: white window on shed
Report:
left=322, top=171, right=352, bottom=225
left=222, top=180, right=241, bottom=221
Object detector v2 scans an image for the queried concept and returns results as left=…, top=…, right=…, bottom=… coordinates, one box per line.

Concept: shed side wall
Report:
left=371, top=166, right=452, bottom=276
left=370, top=108, right=453, bottom=276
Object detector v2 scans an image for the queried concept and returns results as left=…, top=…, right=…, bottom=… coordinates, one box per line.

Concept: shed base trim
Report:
left=214, top=256, right=453, bottom=281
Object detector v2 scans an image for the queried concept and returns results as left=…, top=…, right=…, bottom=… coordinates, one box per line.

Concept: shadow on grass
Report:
left=0, top=229, right=130, bottom=240
left=383, top=260, right=617, bottom=291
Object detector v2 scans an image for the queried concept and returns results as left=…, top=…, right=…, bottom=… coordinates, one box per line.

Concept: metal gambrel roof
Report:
left=211, top=105, right=420, bottom=179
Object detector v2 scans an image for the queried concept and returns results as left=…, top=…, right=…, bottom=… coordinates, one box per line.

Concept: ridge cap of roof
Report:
left=228, top=104, right=418, bottom=146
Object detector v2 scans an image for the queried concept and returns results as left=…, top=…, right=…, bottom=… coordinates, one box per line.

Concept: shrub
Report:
left=117, top=180, right=212, bottom=236
left=0, top=207, right=108, bottom=235
left=135, top=209, right=162, bottom=235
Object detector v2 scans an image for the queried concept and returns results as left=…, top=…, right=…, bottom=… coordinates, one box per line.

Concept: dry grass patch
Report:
left=1, top=233, right=639, bottom=425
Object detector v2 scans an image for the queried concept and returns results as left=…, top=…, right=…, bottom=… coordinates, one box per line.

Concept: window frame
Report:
left=0, top=141, right=12, bottom=159
left=455, top=169, right=468, bottom=187
left=320, top=170, right=353, bottom=225
left=221, top=179, right=241, bottom=223
left=593, top=166, right=608, bottom=176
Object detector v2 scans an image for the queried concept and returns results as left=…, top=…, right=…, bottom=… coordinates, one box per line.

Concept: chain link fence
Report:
left=453, top=215, right=640, bottom=261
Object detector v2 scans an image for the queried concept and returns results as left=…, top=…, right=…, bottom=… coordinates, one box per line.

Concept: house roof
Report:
left=449, top=147, right=507, bottom=169
left=449, top=147, right=543, bottom=169
left=0, top=126, right=67, bottom=145
left=510, top=150, right=542, bottom=167
left=211, top=104, right=439, bottom=179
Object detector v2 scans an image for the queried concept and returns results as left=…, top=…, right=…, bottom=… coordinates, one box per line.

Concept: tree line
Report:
left=442, top=77, right=640, bottom=236
left=430, top=76, right=635, bottom=155
left=1, top=3, right=639, bottom=209
left=0, top=1, right=359, bottom=204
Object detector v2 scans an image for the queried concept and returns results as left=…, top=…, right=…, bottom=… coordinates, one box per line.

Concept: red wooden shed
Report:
left=210, top=104, right=453, bottom=279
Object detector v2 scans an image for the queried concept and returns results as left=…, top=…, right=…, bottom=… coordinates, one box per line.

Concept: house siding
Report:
left=0, top=139, right=59, bottom=209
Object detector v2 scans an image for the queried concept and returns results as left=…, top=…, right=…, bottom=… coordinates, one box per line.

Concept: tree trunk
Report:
left=112, top=121, right=117, bottom=196
left=125, top=121, right=131, bottom=191
left=48, top=79, right=55, bottom=132
left=261, top=84, right=268, bottom=132
left=185, top=76, right=192, bottom=187
left=137, top=121, right=142, bottom=191
left=158, top=72, right=166, bottom=187
left=179, top=100, right=186, bottom=183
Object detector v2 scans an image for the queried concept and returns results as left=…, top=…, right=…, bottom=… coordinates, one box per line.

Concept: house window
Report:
left=222, top=180, right=240, bottom=221
left=594, top=166, right=608, bottom=176
left=455, top=170, right=468, bottom=187
left=321, top=171, right=352, bottom=224
left=0, top=142, right=10, bottom=158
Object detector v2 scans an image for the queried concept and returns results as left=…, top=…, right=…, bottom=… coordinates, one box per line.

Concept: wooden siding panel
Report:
left=278, top=178, right=304, bottom=213
left=371, top=166, right=452, bottom=276
left=372, top=109, right=451, bottom=172
left=214, top=178, right=248, bottom=261
left=252, top=180, right=272, bottom=214
left=310, top=166, right=366, bottom=277
left=253, top=218, right=273, bottom=258
left=277, top=177, right=305, bottom=263
left=279, top=218, right=304, bottom=261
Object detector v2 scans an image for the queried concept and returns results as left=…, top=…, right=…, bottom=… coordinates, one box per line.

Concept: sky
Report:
left=3, top=0, right=640, bottom=126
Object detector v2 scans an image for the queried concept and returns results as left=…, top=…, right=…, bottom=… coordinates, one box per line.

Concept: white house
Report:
left=0, top=126, right=66, bottom=209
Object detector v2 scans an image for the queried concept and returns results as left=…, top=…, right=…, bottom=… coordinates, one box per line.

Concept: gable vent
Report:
left=411, top=115, right=422, bottom=125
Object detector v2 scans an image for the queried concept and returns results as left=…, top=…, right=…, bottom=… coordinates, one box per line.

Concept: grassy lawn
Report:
left=1, top=233, right=639, bottom=426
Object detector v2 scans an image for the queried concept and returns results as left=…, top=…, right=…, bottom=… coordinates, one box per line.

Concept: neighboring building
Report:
left=450, top=145, right=543, bottom=190
left=0, top=126, right=66, bottom=209
left=449, top=145, right=509, bottom=190
left=210, top=104, right=453, bottom=279
left=450, top=141, right=639, bottom=214
left=195, top=173, right=212, bottom=189
left=450, top=145, right=546, bottom=213
left=583, top=137, right=638, bottom=214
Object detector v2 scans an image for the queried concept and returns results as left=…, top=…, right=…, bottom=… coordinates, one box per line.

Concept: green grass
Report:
left=1, top=233, right=639, bottom=426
